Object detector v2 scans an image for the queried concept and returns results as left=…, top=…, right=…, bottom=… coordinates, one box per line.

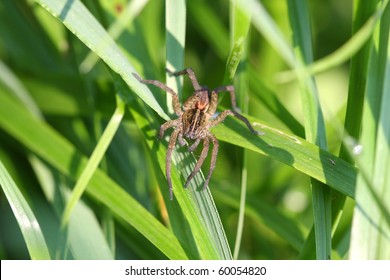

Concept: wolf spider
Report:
left=133, top=68, right=261, bottom=199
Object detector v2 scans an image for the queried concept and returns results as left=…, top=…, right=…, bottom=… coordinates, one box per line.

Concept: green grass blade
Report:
left=0, top=92, right=188, bottom=260
left=287, top=0, right=331, bottom=260
left=165, top=0, right=186, bottom=110
left=0, top=60, right=42, bottom=118
left=227, top=0, right=251, bottom=260
left=224, top=1, right=251, bottom=85
left=277, top=0, right=390, bottom=82
left=30, top=156, right=114, bottom=260
left=80, top=0, right=149, bottom=73
left=235, top=0, right=295, bottom=67
left=342, top=0, right=381, bottom=154
left=299, top=0, right=384, bottom=261
left=350, top=2, right=390, bottom=259
left=35, top=0, right=168, bottom=120
left=0, top=160, right=51, bottom=260
left=61, top=96, right=125, bottom=228
left=212, top=117, right=356, bottom=198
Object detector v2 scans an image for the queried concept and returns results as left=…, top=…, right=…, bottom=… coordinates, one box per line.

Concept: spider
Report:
left=133, top=68, right=262, bottom=199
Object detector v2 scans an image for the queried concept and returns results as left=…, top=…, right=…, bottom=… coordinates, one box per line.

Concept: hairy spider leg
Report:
left=207, top=91, right=219, bottom=115
left=188, top=138, right=201, bottom=152
left=178, top=133, right=186, bottom=146
left=203, top=133, right=219, bottom=189
left=132, top=73, right=182, bottom=116
left=210, top=109, right=263, bottom=135
left=212, top=85, right=240, bottom=112
left=166, top=68, right=201, bottom=91
left=184, top=137, right=210, bottom=188
left=159, top=119, right=180, bottom=139
left=166, top=127, right=181, bottom=200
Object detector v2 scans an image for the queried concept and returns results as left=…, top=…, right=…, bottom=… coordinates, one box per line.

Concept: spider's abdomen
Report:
left=182, top=109, right=209, bottom=140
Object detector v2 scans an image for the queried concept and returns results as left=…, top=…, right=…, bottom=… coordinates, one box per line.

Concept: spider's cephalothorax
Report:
left=133, top=68, right=261, bottom=200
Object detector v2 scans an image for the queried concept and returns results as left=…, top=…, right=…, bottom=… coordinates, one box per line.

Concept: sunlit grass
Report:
left=0, top=0, right=389, bottom=260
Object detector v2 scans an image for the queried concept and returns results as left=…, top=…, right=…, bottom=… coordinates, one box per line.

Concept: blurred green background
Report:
left=1, top=0, right=387, bottom=260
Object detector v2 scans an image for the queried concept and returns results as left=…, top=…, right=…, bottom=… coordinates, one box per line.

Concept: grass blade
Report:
left=30, top=156, right=114, bottom=260
left=277, top=0, right=390, bottom=82
left=227, top=0, right=252, bottom=260
left=212, top=116, right=356, bottom=198
left=350, top=2, right=390, bottom=258
left=80, top=0, right=149, bottom=73
left=287, top=0, right=331, bottom=260
left=35, top=0, right=168, bottom=120
left=235, top=0, right=295, bottom=67
left=61, top=95, right=125, bottom=228
left=0, top=161, right=51, bottom=260
left=166, top=0, right=186, bottom=108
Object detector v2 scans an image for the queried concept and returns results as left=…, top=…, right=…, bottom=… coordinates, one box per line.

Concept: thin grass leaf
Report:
left=235, top=0, right=295, bottom=67
left=300, top=0, right=383, bottom=261
left=35, top=0, right=168, bottom=120
left=30, top=156, right=114, bottom=259
left=63, top=187, right=115, bottom=259
left=0, top=161, right=51, bottom=260
left=227, top=0, right=252, bottom=260
left=212, top=117, right=356, bottom=199
left=350, top=2, right=390, bottom=259
left=61, top=95, right=125, bottom=228
left=0, top=61, right=42, bottom=118
left=0, top=92, right=188, bottom=260
left=165, top=0, right=186, bottom=111
left=287, top=0, right=331, bottom=260
left=80, top=0, right=150, bottom=73
left=224, top=1, right=250, bottom=85
left=277, top=0, right=390, bottom=82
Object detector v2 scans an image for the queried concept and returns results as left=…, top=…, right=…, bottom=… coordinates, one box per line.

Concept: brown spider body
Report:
left=182, top=92, right=211, bottom=140
left=133, top=68, right=261, bottom=199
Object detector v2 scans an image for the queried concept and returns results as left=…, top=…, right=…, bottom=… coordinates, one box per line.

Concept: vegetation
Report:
left=0, top=0, right=389, bottom=259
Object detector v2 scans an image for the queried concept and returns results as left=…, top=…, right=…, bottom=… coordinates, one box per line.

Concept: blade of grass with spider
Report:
left=161, top=0, right=232, bottom=260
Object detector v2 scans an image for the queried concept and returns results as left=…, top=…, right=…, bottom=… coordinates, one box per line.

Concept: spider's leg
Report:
left=203, top=134, right=218, bottom=190
left=166, top=128, right=181, bottom=200
left=184, top=137, right=210, bottom=188
left=166, top=67, right=201, bottom=91
left=132, top=73, right=182, bottom=116
left=188, top=138, right=201, bottom=152
left=178, top=134, right=186, bottom=146
left=210, top=109, right=263, bottom=135
left=159, top=119, right=180, bottom=140
left=212, top=85, right=240, bottom=112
